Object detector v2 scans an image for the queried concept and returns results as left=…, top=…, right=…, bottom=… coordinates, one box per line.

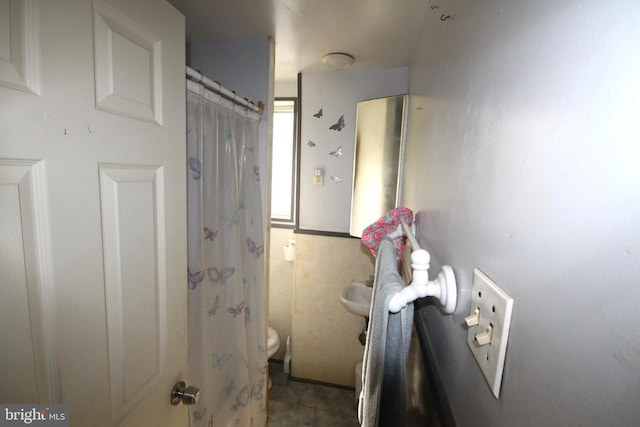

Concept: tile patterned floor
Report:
left=267, top=362, right=360, bottom=427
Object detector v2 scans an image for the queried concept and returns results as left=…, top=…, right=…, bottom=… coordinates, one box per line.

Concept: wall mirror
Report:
left=350, top=95, right=408, bottom=237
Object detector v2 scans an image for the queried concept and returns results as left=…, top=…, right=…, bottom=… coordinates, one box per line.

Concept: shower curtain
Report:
left=186, top=79, right=267, bottom=427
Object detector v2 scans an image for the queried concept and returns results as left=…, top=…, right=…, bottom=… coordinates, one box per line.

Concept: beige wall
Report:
left=268, top=230, right=375, bottom=386
left=268, top=230, right=376, bottom=386
left=267, top=227, right=295, bottom=360
left=291, top=233, right=375, bottom=387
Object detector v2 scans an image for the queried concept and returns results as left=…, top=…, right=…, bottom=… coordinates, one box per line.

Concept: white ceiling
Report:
left=167, top=0, right=430, bottom=83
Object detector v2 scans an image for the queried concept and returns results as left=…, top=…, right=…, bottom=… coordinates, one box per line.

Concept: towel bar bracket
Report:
left=388, top=222, right=457, bottom=314
left=388, top=264, right=456, bottom=314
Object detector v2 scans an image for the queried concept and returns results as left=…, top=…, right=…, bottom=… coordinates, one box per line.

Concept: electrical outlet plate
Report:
left=467, top=268, right=513, bottom=398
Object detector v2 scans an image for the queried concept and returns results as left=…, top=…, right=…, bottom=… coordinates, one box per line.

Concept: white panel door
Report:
left=0, top=1, right=188, bottom=426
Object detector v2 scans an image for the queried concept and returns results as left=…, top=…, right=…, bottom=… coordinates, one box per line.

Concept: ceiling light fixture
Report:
left=322, top=53, right=355, bottom=70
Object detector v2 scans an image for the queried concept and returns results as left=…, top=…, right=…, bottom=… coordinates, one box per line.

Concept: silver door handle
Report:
left=170, top=381, right=200, bottom=405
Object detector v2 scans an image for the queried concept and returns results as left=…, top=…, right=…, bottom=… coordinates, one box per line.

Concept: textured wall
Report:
left=268, top=228, right=295, bottom=360
left=405, top=1, right=640, bottom=425
left=291, top=234, right=375, bottom=386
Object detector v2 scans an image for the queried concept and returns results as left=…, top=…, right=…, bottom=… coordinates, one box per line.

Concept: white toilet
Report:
left=267, top=326, right=280, bottom=389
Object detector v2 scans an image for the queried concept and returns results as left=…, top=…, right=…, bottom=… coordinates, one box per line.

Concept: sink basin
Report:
left=340, top=281, right=373, bottom=317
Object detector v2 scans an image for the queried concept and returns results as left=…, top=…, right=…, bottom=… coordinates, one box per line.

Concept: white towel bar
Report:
left=388, top=218, right=457, bottom=314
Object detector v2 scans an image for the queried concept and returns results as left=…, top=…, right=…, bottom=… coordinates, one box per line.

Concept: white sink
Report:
left=340, top=281, right=373, bottom=317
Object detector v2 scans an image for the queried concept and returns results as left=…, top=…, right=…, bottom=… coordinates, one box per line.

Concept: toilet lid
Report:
left=267, top=327, right=279, bottom=350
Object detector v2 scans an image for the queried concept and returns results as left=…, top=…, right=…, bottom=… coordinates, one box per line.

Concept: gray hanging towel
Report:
left=359, top=236, right=414, bottom=427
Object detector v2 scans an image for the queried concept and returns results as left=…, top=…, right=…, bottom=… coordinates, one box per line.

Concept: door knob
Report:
left=170, top=381, right=200, bottom=406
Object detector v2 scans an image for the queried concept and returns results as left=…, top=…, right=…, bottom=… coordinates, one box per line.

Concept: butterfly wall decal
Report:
left=331, top=175, right=343, bottom=183
left=188, top=157, right=202, bottom=179
left=247, top=238, right=264, bottom=259
left=204, top=227, right=217, bottom=241
left=313, top=108, right=323, bottom=118
left=207, top=266, right=236, bottom=284
left=188, top=268, right=205, bottom=289
left=253, top=165, right=260, bottom=181
left=329, top=115, right=345, bottom=131
left=329, top=145, right=343, bottom=157
left=307, top=139, right=316, bottom=147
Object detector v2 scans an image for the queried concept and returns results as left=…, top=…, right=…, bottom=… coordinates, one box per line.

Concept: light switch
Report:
left=464, top=308, right=480, bottom=327
left=466, top=268, right=513, bottom=398
left=474, top=324, right=493, bottom=346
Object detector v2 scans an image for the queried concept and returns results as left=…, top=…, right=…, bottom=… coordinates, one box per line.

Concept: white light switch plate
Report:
left=467, top=268, right=513, bottom=398
left=313, top=168, right=324, bottom=186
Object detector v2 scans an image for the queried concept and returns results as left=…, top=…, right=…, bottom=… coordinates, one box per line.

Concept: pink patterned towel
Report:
left=361, top=207, right=414, bottom=259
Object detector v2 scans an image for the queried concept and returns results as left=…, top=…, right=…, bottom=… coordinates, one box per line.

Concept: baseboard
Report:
left=288, top=375, right=356, bottom=391
left=268, top=359, right=356, bottom=391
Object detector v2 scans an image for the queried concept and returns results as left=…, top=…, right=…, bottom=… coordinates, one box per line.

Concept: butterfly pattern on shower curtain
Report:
left=187, top=82, right=267, bottom=427
left=207, top=295, right=220, bottom=317
left=207, top=266, right=236, bottom=284
left=188, top=157, right=202, bottom=179
left=220, top=210, right=241, bottom=228
left=246, top=238, right=264, bottom=259
left=188, top=268, right=205, bottom=290
left=204, top=227, right=217, bottom=242
left=227, top=300, right=251, bottom=324
left=192, top=407, right=207, bottom=422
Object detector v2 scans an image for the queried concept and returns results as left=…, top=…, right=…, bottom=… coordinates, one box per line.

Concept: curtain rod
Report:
left=186, top=66, right=264, bottom=114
